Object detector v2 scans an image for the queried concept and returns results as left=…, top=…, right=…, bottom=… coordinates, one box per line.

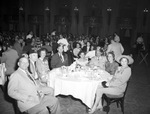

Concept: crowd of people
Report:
left=0, top=30, right=135, bottom=114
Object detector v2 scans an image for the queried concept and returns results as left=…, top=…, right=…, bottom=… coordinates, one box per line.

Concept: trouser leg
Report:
left=26, top=94, right=61, bottom=114
left=41, top=95, right=61, bottom=114
left=96, top=87, right=122, bottom=107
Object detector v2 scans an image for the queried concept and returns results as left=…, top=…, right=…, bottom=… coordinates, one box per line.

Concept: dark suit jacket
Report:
left=50, top=53, right=69, bottom=69
left=13, top=41, right=23, bottom=57
left=1, top=48, right=19, bottom=75
left=82, top=46, right=92, bottom=53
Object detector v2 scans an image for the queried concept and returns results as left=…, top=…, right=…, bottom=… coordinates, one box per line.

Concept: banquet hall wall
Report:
left=0, top=0, right=150, bottom=45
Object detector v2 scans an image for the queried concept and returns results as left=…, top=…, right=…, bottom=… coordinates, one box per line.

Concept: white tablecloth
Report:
left=54, top=77, right=100, bottom=108
left=47, top=67, right=112, bottom=108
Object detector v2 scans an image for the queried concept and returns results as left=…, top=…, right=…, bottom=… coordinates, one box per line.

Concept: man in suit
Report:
left=82, top=41, right=92, bottom=53
left=51, top=43, right=69, bottom=69
left=1, top=41, right=19, bottom=76
left=89, top=48, right=107, bottom=70
left=8, top=57, right=61, bottom=114
left=28, top=49, right=39, bottom=80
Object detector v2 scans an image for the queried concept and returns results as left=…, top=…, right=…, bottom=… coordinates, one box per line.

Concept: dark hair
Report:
left=76, top=42, right=81, bottom=48
left=100, top=48, right=105, bottom=56
left=107, top=51, right=115, bottom=61
left=57, top=43, right=65, bottom=49
left=78, top=50, right=86, bottom=57
left=95, top=48, right=104, bottom=56
left=38, top=48, right=47, bottom=57
left=120, top=57, right=129, bottom=64
left=86, top=41, right=91, bottom=45
left=3, top=41, right=13, bottom=49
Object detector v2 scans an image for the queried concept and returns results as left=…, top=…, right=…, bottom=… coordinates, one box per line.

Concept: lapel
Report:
left=29, top=60, right=39, bottom=79
left=57, top=53, right=64, bottom=63
left=30, top=60, right=36, bottom=73
left=17, top=68, right=37, bottom=85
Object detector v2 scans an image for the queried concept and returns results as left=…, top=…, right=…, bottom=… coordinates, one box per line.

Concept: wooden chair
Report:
left=139, top=50, right=148, bottom=66
left=102, top=80, right=130, bottom=114
left=0, top=63, right=7, bottom=91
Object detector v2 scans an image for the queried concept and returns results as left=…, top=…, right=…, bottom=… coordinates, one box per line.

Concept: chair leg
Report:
left=102, top=96, right=105, bottom=106
left=0, top=85, right=4, bottom=92
left=120, top=99, right=124, bottom=114
left=116, top=101, right=119, bottom=108
left=106, top=99, right=110, bottom=114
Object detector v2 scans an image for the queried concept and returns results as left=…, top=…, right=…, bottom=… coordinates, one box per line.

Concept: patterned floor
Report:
left=0, top=57, right=150, bottom=114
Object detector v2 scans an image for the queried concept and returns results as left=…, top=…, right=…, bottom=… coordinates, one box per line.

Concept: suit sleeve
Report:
left=64, top=54, right=69, bottom=66
left=120, top=43, right=124, bottom=54
left=8, top=73, right=28, bottom=102
left=106, top=44, right=111, bottom=53
left=1, top=53, right=7, bottom=63
left=50, top=55, right=57, bottom=69
left=109, top=67, right=131, bottom=87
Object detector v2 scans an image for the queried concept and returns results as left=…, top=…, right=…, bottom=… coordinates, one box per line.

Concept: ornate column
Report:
left=50, top=0, right=56, bottom=32
left=19, top=6, right=25, bottom=32
left=24, top=0, right=30, bottom=33
left=107, top=8, right=112, bottom=26
left=44, top=0, right=50, bottom=34
left=74, top=6, right=79, bottom=35
left=70, top=1, right=75, bottom=34
left=143, top=8, right=148, bottom=26
left=19, top=0, right=25, bottom=32
left=78, top=0, right=86, bottom=35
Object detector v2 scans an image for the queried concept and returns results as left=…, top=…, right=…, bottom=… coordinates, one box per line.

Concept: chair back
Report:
left=122, top=79, right=130, bottom=99
left=0, top=63, right=6, bottom=86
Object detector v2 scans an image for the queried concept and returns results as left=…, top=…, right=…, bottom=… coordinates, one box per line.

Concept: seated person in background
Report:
left=8, top=57, right=61, bottom=114
left=105, top=51, right=119, bottom=75
left=28, top=49, right=39, bottom=80
left=82, top=41, right=92, bottom=54
left=51, top=43, right=69, bottom=69
left=89, top=48, right=107, bottom=70
left=36, top=48, right=50, bottom=84
left=89, top=55, right=133, bottom=113
left=65, top=44, right=74, bottom=66
left=41, top=40, right=52, bottom=57
left=73, top=42, right=81, bottom=58
left=74, top=51, right=88, bottom=67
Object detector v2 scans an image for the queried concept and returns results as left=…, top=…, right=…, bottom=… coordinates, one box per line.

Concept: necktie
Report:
left=26, top=70, right=36, bottom=85
left=60, top=54, right=64, bottom=62
left=33, top=62, right=38, bottom=79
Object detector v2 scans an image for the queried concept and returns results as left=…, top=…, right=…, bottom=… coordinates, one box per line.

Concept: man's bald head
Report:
left=18, top=57, right=29, bottom=70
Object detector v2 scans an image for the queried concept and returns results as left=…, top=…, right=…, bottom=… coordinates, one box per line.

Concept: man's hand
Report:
left=37, top=90, right=44, bottom=100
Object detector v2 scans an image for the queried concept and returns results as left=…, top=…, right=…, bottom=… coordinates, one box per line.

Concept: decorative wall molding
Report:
left=84, top=16, right=102, bottom=27
left=54, top=15, right=71, bottom=25
left=28, top=15, right=44, bottom=24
